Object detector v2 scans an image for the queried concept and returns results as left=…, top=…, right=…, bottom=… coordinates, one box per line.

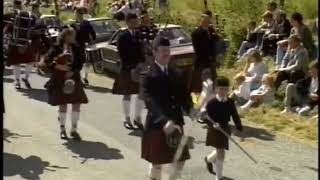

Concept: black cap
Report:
left=153, top=36, right=170, bottom=50
left=202, top=10, right=212, bottom=17
left=215, top=76, right=230, bottom=87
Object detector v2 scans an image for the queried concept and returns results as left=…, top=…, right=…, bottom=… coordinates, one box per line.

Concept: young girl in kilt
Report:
left=204, top=76, right=243, bottom=180
left=45, top=27, right=88, bottom=141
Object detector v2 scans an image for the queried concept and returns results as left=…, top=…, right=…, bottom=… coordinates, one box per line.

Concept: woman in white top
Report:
left=243, top=49, right=268, bottom=90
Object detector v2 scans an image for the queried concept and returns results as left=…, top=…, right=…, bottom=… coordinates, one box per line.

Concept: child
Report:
left=230, top=73, right=251, bottom=105
left=194, top=68, right=215, bottom=124
left=204, top=76, right=243, bottom=180
left=240, top=74, right=275, bottom=109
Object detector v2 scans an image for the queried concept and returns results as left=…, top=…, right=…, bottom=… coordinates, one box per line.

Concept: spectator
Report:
left=267, top=1, right=281, bottom=20
left=241, top=74, right=275, bottom=109
left=243, top=49, right=268, bottom=90
left=115, top=0, right=140, bottom=18
left=275, top=12, right=316, bottom=67
left=274, top=34, right=309, bottom=90
left=260, top=11, right=292, bottom=56
left=255, top=11, right=278, bottom=50
left=236, top=21, right=257, bottom=61
left=282, top=60, right=318, bottom=115
left=230, top=73, right=251, bottom=105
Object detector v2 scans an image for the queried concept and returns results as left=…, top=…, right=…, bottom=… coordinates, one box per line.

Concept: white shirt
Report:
left=155, top=60, right=168, bottom=74
left=117, top=3, right=138, bottom=16
left=234, top=81, right=251, bottom=100
left=247, top=62, right=268, bottom=83
left=309, top=77, right=318, bottom=94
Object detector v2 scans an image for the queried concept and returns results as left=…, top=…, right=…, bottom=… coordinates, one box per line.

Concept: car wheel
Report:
left=92, top=61, right=104, bottom=74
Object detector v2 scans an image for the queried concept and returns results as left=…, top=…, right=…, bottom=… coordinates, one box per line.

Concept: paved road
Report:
left=3, top=67, right=318, bottom=180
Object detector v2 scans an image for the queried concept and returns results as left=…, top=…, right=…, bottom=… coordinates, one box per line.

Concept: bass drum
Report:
left=86, top=49, right=104, bottom=74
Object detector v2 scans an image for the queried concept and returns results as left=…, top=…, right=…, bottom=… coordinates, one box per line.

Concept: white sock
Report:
left=58, top=112, right=67, bottom=128
left=207, top=150, right=217, bottom=163
left=134, top=98, right=144, bottom=121
left=215, top=159, right=224, bottom=180
left=71, top=111, right=80, bottom=132
left=24, top=63, right=33, bottom=80
left=149, top=164, right=161, bottom=180
left=13, top=65, right=21, bottom=81
left=122, top=99, right=131, bottom=119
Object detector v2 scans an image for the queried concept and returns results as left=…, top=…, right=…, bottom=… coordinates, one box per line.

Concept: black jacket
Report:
left=142, top=63, right=193, bottom=132
left=71, top=20, right=96, bottom=46
left=117, top=29, right=145, bottom=71
left=46, top=43, right=86, bottom=74
left=191, top=26, right=216, bottom=68
left=277, top=19, right=292, bottom=40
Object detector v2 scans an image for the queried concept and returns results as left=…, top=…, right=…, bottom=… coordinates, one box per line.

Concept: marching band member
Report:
left=70, top=6, right=96, bottom=87
left=204, top=76, right=243, bottom=180
left=45, top=27, right=88, bottom=141
left=112, top=13, right=145, bottom=130
left=4, top=0, right=43, bottom=89
left=141, top=37, right=193, bottom=180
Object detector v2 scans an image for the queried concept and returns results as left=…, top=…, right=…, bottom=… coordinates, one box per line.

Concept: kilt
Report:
left=7, top=42, right=40, bottom=66
left=191, top=66, right=217, bottom=93
left=141, top=128, right=190, bottom=164
left=47, top=71, right=88, bottom=106
left=112, top=70, right=139, bottom=95
left=206, top=124, right=231, bottom=150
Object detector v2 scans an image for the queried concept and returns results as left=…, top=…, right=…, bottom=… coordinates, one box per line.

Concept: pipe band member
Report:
left=45, top=27, right=88, bottom=141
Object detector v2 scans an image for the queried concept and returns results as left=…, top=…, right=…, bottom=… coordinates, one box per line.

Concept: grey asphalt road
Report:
left=3, top=67, right=318, bottom=180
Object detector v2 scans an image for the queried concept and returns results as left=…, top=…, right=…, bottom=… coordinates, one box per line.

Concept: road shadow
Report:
left=231, top=125, right=275, bottom=141
left=3, top=128, right=32, bottom=143
left=3, top=78, right=14, bottom=83
left=4, top=152, right=68, bottom=180
left=63, top=140, right=124, bottom=164
left=18, top=88, right=48, bottom=103
left=85, top=85, right=112, bottom=93
left=128, top=130, right=143, bottom=137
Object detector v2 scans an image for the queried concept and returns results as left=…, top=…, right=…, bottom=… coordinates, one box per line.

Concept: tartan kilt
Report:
left=141, top=128, right=190, bottom=164
left=7, top=42, right=40, bottom=66
left=191, top=66, right=217, bottom=93
left=112, top=70, right=139, bottom=95
left=206, top=124, right=231, bottom=150
left=47, top=71, right=88, bottom=106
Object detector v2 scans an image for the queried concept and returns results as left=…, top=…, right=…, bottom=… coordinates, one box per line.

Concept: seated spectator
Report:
left=236, top=21, right=258, bottom=60
left=115, top=0, right=141, bottom=18
left=260, top=11, right=292, bottom=56
left=243, top=49, right=268, bottom=90
left=274, top=34, right=309, bottom=90
left=266, top=1, right=281, bottom=20
left=241, top=74, right=275, bottom=109
left=255, top=11, right=278, bottom=50
left=275, top=12, right=316, bottom=67
left=230, top=73, right=251, bottom=105
left=282, top=60, right=318, bottom=115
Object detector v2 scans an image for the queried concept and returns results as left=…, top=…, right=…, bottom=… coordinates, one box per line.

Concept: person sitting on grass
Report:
left=282, top=60, right=318, bottom=116
left=241, top=74, right=275, bottom=110
left=243, top=49, right=268, bottom=90
left=229, top=73, right=251, bottom=106
left=236, top=21, right=258, bottom=61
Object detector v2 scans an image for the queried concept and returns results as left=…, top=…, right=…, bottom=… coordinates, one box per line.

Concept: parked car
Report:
left=86, top=24, right=195, bottom=90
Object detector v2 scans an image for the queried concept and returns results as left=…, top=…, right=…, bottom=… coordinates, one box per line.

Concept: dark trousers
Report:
left=274, top=70, right=305, bottom=90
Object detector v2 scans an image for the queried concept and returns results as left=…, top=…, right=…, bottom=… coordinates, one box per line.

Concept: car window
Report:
left=159, top=27, right=192, bottom=46
left=110, top=30, right=121, bottom=45
left=91, top=19, right=119, bottom=35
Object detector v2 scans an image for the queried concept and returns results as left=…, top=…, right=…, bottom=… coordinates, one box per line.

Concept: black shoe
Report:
left=197, top=118, right=206, bottom=124
left=60, top=130, right=69, bottom=140
left=83, top=78, right=89, bottom=87
left=22, top=78, right=31, bottom=89
left=15, top=81, right=21, bottom=90
left=123, top=121, right=134, bottom=130
left=70, top=131, right=82, bottom=141
left=204, top=157, right=215, bottom=175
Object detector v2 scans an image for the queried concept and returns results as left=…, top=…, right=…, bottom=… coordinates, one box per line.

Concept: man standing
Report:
left=70, top=6, right=96, bottom=87
left=112, top=13, right=145, bottom=130
left=191, top=10, right=217, bottom=105
left=141, top=37, right=193, bottom=180
left=4, top=0, right=40, bottom=89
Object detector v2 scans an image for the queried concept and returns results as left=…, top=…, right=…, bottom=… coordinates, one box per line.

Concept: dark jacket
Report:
left=276, top=19, right=292, bottom=40
left=46, top=43, right=86, bottom=74
left=191, top=26, right=216, bottom=68
left=296, top=77, right=319, bottom=107
left=142, top=63, right=193, bottom=132
left=117, top=29, right=145, bottom=72
left=71, top=20, right=96, bottom=46
left=206, top=97, right=243, bottom=131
